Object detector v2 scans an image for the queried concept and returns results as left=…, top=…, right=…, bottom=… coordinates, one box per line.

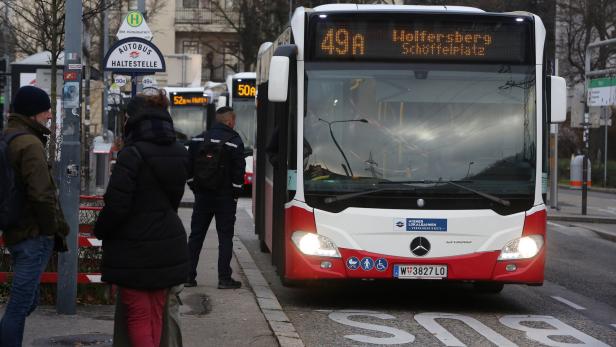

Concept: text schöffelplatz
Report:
left=392, top=29, right=494, bottom=57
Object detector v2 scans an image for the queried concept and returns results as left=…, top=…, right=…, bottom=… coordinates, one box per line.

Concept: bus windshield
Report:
left=169, top=106, right=206, bottom=143
left=233, top=99, right=256, bottom=153
left=303, top=63, right=536, bottom=201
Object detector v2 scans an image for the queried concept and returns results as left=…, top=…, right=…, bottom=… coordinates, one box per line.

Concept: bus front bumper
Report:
left=284, top=245, right=545, bottom=285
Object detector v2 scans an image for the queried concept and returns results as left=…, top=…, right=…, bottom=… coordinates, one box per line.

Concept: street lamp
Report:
left=318, top=118, right=368, bottom=177
left=466, top=161, right=475, bottom=178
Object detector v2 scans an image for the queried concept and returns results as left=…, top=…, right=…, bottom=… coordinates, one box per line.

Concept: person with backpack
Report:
left=0, top=86, right=69, bottom=347
left=186, top=106, right=245, bottom=289
left=94, top=91, right=190, bottom=347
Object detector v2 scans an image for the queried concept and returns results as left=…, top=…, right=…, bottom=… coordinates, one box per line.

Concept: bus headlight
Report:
left=291, top=231, right=341, bottom=258
left=498, top=235, right=544, bottom=260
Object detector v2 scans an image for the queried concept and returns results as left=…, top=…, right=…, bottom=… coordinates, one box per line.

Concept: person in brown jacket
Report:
left=0, top=86, right=69, bottom=347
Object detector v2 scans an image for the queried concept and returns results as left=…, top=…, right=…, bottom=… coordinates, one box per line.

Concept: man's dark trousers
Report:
left=188, top=193, right=237, bottom=281
left=0, top=235, right=54, bottom=347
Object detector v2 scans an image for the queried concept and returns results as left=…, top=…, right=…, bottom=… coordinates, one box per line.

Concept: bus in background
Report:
left=254, top=4, right=566, bottom=290
left=227, top=72, right=257, bottom=189
left=164, top=87, right=211, bottom=144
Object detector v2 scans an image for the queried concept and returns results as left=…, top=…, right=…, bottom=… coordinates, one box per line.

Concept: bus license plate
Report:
left=393, top=265, right=447, bottom=279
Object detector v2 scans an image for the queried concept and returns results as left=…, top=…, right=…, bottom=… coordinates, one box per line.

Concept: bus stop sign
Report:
left=103, top=37, right=166, bottom=75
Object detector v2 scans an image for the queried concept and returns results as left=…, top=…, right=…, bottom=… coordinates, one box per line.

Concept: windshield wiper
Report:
left=439, top=180, right=510, bottom=207
left=378, top=179, right=511, bottom=207
left=323, top=186, right=414, bottom=204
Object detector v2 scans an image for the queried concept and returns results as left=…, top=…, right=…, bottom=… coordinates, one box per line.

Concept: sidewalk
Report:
left=547, top=185, right=616, bottom=224
left=4, top=208, right=278, bottom=346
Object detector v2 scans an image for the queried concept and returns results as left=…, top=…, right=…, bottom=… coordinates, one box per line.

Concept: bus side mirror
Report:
left=268, top=56, right=290, bottom=102
left=550, top=76, right=567, bottom=123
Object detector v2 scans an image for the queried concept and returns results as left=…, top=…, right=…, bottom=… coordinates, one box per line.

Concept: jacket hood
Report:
left=125, top=107, right=177, bottom=145
left=6, top=114, right=51, bottom=144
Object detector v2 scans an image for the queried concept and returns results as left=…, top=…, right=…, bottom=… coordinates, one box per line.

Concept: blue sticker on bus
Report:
left=360, top=257, right=375, bottom=271
left=405, top=218, right=447, bottom=232
left=375, top=258, right=388, bottom=272
left=346, top=257, right=360, bottom=270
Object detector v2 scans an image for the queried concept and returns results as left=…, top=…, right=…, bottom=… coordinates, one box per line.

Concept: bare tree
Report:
left=1, top=0, right=116, bottom=164
left=210, top=0, right=385, bottom=74
left=557, top=0, right=616, bottom=84
left=2, top=0, right=66, bottom=163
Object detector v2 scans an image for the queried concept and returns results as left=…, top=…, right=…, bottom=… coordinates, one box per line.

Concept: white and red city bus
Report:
left=226, top=72, right=257, bottom=188
left=253, top=4, right=566, bottom=291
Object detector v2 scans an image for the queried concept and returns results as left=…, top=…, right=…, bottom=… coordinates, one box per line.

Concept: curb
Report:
left=547, top=215, right=616, bottom=224
left=591, top=229, right=616, bottom=242
left=232, top=236, right=305, bottom=347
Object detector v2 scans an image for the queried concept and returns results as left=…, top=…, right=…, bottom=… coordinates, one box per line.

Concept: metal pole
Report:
left=131, top=73, right=137, bottom=97
left=582, top=44, right=593, bottom=215
left=57, top=0, right=82, bottom=315
left=289, top=0, right=293, bottom=22
left=550, top=59, right=559, bottom=209
left=102, top=1, right=109, bottom=141
left=2, top=3, right=11, bottom=129
left=135, top=0, right=145, bottom=94
left=604, top=107, right=608, bottom=187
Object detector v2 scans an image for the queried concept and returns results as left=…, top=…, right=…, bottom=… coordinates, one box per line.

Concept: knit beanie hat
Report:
left=11, top=86, right=51, bottom=117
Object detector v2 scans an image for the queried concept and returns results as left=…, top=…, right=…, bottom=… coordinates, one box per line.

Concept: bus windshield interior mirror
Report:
left=550, top=75, right=566, bottom=123
left=268, top=56, right=290, bottom=102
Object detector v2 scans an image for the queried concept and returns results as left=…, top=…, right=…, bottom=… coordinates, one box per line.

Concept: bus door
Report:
left=256, top=49, right=297, bottom=277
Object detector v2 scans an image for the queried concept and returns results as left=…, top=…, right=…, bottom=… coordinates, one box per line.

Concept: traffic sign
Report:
left=103, top=37, right=165, bottom=75
left=116, top=11, right=153, bottom=41
left=114, top=75, right=128, bottom=87
left=142, top=76, right=158, bottom=88
left=588, top=77, right=616, bottom=106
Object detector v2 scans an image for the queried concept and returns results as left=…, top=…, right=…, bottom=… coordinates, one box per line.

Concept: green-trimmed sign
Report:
left=589, top=77, right=616, bottom=89
left=126, top=11, right=143, bottom=27
left=588, top=77, right=616, bottom=106
left=116, top=11, right=152, bottom=41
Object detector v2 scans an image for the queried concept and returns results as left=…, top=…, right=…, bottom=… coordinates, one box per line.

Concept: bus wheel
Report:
left=473, top=282, right=504, bottom=294
left=281, top=278, right=302, bottom=287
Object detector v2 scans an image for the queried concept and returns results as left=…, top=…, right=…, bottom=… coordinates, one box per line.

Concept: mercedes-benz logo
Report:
left=410, top=237, right=430, bottom=256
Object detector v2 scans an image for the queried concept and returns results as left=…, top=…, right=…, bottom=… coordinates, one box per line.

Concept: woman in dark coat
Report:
left=94, top=90, right=189, bottom=347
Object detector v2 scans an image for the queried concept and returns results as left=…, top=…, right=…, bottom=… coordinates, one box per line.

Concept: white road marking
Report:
left=245, top=208, right=253, bottom=220
left=328, top=310, right=415, bottom=345
left=415, top=313, right=515, bottom=347
left=500, top=315, right=609, bottom=347
left=552, top=296, right=586, bottom=310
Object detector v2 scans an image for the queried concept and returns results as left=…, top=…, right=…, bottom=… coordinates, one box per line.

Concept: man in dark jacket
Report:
left=186, top=106, right=245, bottom=289
left=1, top=86, right=69, bottom=347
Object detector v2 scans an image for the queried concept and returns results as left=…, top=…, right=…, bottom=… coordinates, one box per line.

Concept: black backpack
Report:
left=193, top=132, right=236, bottom=191
left=0, top=131, right=28, bottom=231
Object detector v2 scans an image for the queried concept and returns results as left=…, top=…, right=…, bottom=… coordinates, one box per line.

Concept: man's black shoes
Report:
left=218, top=278, right=241, bottom=289
left=185, top=279, right=198, bottom=287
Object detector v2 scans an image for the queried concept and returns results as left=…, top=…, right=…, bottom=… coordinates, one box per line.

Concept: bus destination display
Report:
left=232, top=79, right=256, bottom=99
left=171, top=93, right=209, bottom=107
left=311, top=17, right=530, bottom=63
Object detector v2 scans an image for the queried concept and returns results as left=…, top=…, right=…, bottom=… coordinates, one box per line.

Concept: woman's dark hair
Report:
left=126, top=89, right=169, bottom=118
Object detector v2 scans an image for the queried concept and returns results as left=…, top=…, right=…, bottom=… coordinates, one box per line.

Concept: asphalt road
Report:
left=235, top=199, right=616, bottom=347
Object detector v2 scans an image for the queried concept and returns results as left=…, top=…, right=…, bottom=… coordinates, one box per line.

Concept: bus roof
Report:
left=312, top=4, right=484, bottom=13
left=163, top=87, right=204, bottom=94
left=231, top=72, right=257, bottom=80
